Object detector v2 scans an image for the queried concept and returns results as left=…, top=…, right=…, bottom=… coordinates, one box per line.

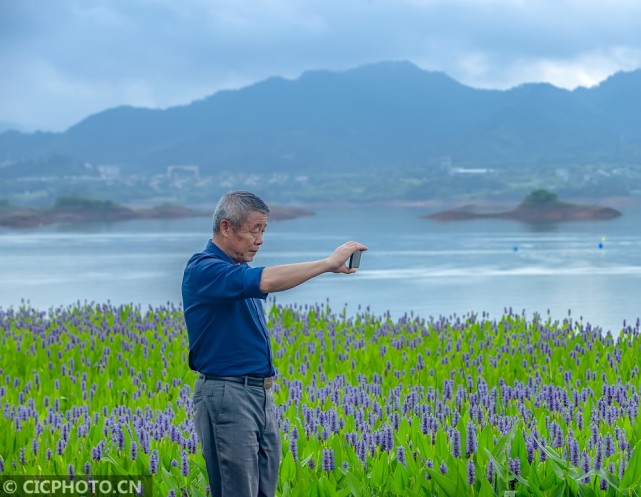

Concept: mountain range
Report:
left=1, top=61, right=640, bottom=176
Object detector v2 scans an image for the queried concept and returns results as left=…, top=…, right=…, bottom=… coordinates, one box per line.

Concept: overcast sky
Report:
left=3, top=0, right=641, bottom=132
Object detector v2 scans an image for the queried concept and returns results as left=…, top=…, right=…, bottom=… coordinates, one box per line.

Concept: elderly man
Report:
left=182, top=191, right=366, bottom=497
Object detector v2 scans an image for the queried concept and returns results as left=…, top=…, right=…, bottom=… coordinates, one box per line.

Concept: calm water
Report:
left=1, top=205, right=640, bottom=334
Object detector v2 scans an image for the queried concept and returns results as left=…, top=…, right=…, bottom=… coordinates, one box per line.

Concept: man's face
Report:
left=224, top=211, right=268, bottom=263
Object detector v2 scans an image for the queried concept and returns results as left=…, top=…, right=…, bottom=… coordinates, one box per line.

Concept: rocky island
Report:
left=425, top=190, right=622, bottom=224
left=0, top=196, right=314, bottom=229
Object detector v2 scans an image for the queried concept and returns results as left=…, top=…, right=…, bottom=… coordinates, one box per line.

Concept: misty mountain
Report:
left=0, top=120, right=28, bottom=134
left=1, top=61, right=640, bottom=175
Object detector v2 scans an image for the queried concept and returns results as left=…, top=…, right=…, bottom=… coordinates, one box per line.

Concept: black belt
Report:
left=199, top=374, right=274, bottom=389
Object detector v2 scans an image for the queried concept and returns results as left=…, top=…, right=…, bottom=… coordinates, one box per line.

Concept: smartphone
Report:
left=348, top=251, right=362, bottom=269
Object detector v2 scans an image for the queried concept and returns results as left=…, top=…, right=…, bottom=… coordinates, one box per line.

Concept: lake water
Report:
left=1, top=205, right=640, bottom=334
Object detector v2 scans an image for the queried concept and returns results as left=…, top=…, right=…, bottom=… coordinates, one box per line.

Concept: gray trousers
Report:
left=193, top=377, right=281, bottom=497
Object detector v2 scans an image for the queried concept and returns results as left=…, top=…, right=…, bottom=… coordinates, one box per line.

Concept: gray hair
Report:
left=212, top=191, right=270, bottom=234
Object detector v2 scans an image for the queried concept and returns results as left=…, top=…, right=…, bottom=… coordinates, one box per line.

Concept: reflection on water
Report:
left=523, top=222, right=561, bottom=233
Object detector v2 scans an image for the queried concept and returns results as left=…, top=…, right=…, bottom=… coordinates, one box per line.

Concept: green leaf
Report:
left=584, top=468, right=623, bottom=495
left=527, top=462, right=545, bottom=497
left=392, top=463, right=409, bottom=494
left=426, top=468, right=459, bottom=496
left=512, top=428, right=530, bottom=476
left=304, top=481, right=320, bottom=497
left=344, top=471, right=364, bottom=497
left=477, top=478, right=494, bottom=497
left=370, top=453, right=389, bottom=488
left=281, top=450, right=297, bottom=483
left=566, top=471, right=579, bottom=496
left=620, top=440, right=641, bottom=490
left=539, top=471, right=560, bottom=492
left=483, top=448, right=508, bottom=482
left=491, top=424, right=516, bottom=460
left=577, top=482, right=599, bottom=497
left=330, top=435, right=345, bottom=470
left=318, top=475, right=336, bottom=497
left=398, top=418, right=412, bottom=442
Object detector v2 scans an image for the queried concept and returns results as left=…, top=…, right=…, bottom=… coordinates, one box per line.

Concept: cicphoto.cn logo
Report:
left=0, top=475, right=153, bottom=496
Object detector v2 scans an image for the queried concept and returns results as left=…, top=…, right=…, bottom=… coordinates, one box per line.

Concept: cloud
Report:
left=2, top=0, right=641, bottom=131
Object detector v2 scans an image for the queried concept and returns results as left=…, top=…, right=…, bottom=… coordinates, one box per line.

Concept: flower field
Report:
left=1, top=302, right=640, bottom=496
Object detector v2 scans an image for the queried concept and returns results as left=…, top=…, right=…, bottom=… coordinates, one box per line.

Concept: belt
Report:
left=199, top=374, right=274, bottom=389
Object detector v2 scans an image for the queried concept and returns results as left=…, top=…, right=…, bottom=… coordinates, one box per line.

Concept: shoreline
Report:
left=0, top=198, right=314, bottom=229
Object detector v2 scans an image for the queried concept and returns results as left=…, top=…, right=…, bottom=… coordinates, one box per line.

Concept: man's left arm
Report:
left=259, top=241, right=367, bottom=293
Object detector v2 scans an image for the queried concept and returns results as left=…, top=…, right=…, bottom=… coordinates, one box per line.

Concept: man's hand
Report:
left=327, top=241, right=368, bottom=274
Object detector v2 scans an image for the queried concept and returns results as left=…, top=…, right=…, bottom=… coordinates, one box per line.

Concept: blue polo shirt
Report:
left=182, top=240, right=274, bottom=377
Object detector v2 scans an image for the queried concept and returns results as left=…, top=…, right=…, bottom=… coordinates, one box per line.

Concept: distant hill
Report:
left=0, top=196, right=314, bottom=228
left=426, top=189, right=623, bottom=224
left=1, top=61, right=640, bottom=175
left=0, top=120, right=27, bottom=134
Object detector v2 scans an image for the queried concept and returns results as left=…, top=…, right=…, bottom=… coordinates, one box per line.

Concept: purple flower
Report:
left=486, top=461, right=495, bottom=485
left=451, top=429, right=461, bottom=458
left=397, top=446, right=406, bottom=467
left=289, top=435, right=298, bottom=462
left=590, top=423, right=599, bottom=446
left=113, top=426, right=125, bottom=451
left=149, top=450, right=159, bottom=475
left=617, top=428, right=629, bottom=452
left=525, top=436, right=536, bottom=464
left=139, top=430, right=151, bottom=454
left=581, top=452, right=591, bottom=483
left=539, top=437, right=547, bottom=462
left=130, top=441, right=138, bottom=461
left=380, top=425, right=394, bottom=452
left=451, top=410, right=460, bottom=427
left=356, top=440, right=367, bottom=463
left=467, top=460, right=476, bottom=485
left=421, top=413, right=430, bottom=435
left=509, top=458, right=521, bottom=477
left=425, top=459, right=433, bottom=480
left=569, top=437, right=580, bottom=467
left=594, top=440, right=603, bottom=470
left=91, top=443, right=103, bottom=461
left=466, top=422, right=477, bottom=458
left=619, top=458, right=625, bottom=480
left=322, top=449, right=335, bottom=471
left=604, top=435, right=615, bottom=458
left=181, top=452, right=189, bottom=477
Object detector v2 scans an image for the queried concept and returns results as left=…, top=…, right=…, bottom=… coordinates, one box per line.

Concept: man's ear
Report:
left=219, top=219, right=231, bottom=237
